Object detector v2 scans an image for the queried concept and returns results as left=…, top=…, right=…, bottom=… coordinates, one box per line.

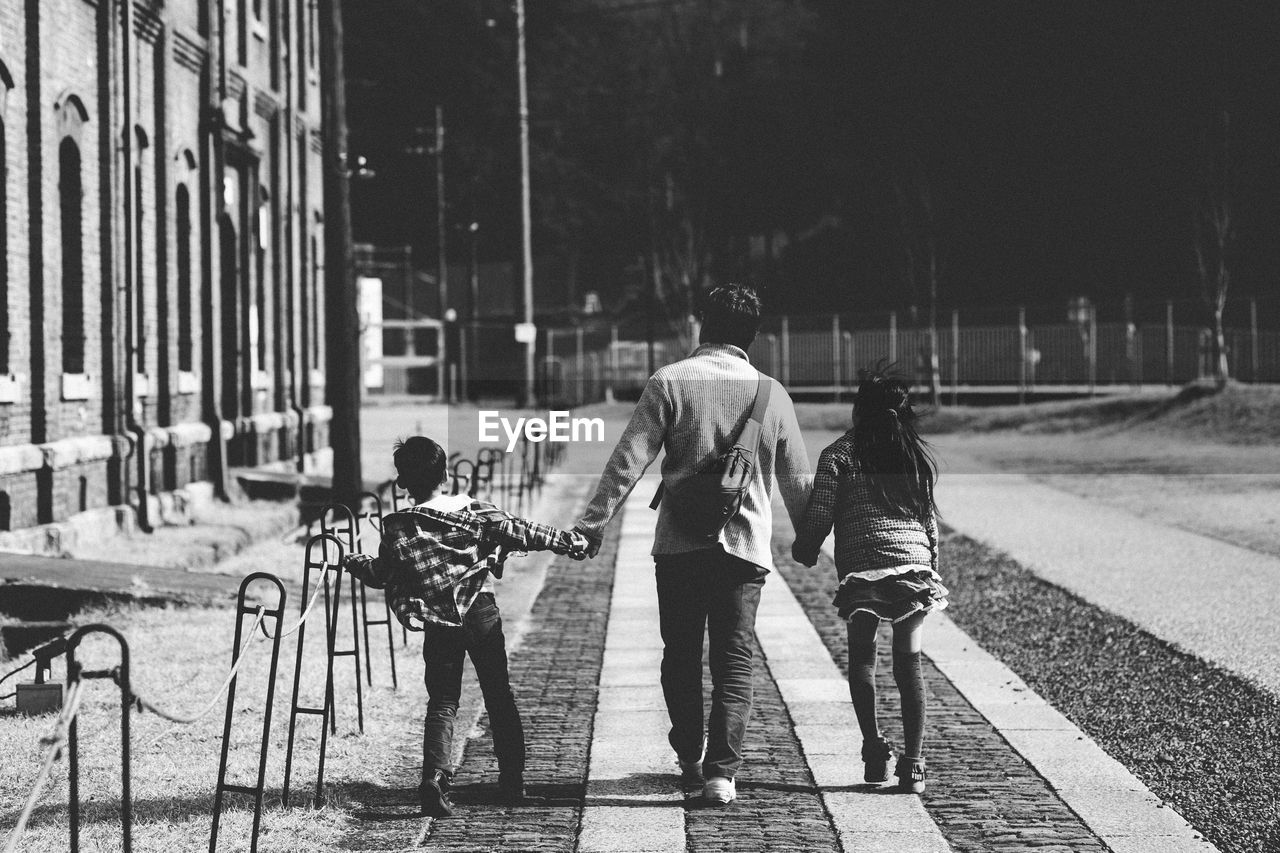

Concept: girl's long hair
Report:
left=851, top=368, right=938, bottom=520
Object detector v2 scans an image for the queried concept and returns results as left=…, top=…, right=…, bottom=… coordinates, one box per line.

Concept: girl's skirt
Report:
left=833, top=569, right=950, bottom=623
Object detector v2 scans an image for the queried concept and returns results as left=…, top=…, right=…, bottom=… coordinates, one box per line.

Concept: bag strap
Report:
left=650, top=373, right=771, bottom=510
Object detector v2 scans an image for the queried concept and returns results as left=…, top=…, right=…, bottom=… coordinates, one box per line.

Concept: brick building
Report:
left=0, top=0, right=331, bottom=545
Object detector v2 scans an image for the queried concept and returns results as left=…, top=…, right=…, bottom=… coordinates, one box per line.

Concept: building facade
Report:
left=0, top=0, right=331, bottom=541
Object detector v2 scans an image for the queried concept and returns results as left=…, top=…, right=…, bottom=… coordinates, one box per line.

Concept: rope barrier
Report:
left=0, top=659, right=36, bottom=690
left=128, top=607, right=268, bottom=728
left=260, top=567, right=330, bottom=640
left=2, top=680, right=85, bottom=853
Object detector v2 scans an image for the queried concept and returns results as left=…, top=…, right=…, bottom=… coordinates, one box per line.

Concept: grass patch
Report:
left=1, top=587, right=424, bottom=852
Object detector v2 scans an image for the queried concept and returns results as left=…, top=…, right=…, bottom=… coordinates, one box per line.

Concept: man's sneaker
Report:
left=895, top=756, right=926, bottom=794
left=498, top=771, right=526, bottom=805
left=419, top=769, right=454, bottom=817
left=861, top=736, right=895, bottom=784
left=678, top=757, right=704, bottom=787
left=702, top=776, right=736, bottom=805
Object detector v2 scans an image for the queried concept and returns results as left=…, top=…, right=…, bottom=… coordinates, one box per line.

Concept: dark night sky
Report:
left=347, top=1, right=1280, bottom=317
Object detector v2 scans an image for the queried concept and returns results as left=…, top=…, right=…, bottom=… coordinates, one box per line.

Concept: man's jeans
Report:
left=421, top=593, right=525, bottom=779
left=655, top=548, right=765, bottom=780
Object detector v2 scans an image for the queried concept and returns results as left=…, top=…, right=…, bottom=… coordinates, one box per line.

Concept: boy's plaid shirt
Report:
left=344, top=500, right=584, bottom=628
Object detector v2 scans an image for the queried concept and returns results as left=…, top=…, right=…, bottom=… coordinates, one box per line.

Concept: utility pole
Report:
left=320, top=0, right=362, bottom=507
left=435, top=105, right=448, bottom=319
left=516, top=0, right=535, bottom=407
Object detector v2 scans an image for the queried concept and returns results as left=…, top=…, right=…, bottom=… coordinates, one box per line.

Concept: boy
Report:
left=344, top=436, right=589, bottom=817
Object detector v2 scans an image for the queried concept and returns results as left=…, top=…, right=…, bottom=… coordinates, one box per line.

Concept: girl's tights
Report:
left=846, top=611, right=927, bottom=758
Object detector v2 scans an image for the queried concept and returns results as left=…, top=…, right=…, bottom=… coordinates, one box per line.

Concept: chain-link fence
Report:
left=522, top=296, right=1279, bottom=406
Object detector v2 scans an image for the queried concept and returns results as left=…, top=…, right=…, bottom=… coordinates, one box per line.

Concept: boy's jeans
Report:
left=421, top=593, right=525, bottom=779
left=655, top=549, right=766, bottom=780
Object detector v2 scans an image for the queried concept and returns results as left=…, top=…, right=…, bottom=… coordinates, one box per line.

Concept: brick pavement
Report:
left=770, top=517, right=1109, bottom=853
left=417, top=518, right=621, bottom=852
left=684, top=640, right=841, bottom=853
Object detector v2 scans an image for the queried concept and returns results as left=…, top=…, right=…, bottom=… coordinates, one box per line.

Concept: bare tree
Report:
left=894, top=163, right=943, bottom=406
left=1193, top=108, right=1233, bottom=388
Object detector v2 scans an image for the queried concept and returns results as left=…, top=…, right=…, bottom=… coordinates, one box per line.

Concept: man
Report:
left=573, top=284, right=812, bottom=805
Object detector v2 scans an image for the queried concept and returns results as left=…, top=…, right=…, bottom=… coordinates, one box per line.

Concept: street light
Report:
left=516, top=0, right=535, bottom=407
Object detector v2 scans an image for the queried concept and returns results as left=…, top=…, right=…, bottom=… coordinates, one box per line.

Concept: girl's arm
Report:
left=791, top=445, right=843, bottom=567
left=925, top=508, right=939, bottom=574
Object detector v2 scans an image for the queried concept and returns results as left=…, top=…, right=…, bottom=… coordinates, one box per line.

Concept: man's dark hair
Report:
left=393, top=435, right=448, bottom=496
left=697, top=284, right=762, bottom=350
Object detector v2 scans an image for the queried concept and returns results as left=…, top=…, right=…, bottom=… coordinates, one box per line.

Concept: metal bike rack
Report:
left=282, top=534, right=346, bottom=808
left=476, top=447, right=500, bottom=500
left=319, top=504, right=365, bottom=734
left=210, top=574, right=286, bottom=853
left=66, top=624, right=132, bottom=852
left=355, top=491, right=399, bottom=686
left=452, top=458, right=476, bottom=498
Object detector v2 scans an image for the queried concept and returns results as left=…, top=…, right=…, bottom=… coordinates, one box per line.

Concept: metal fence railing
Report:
left=532, top=297, right=1279, bottom=406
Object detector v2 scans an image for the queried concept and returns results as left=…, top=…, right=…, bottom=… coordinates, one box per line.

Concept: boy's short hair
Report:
left=697, top=284, right=762, bottom=350
left=393, top=436, right=448, bottom=495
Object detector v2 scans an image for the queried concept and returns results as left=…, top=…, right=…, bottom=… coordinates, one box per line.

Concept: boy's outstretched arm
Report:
left=343, top=539, right=399, bottom=589
left=475, top=506, right=590, bottom=558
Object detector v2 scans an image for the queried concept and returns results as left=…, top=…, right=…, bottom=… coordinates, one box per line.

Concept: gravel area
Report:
left=942, top=528, right=1280, bottom=853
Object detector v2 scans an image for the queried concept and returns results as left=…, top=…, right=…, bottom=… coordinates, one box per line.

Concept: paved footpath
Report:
left=339, top=456, right=1219, bottom=852
left=933, top=456, right=1280, bottom=696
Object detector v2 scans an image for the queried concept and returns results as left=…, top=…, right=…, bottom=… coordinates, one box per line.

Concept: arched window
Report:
left=59, top=137, right=85, bottom=375
left=176, top=183, right=194, bottom=372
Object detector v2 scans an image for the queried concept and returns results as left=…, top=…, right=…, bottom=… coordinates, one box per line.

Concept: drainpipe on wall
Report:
left=121, top=0, right=153, bottom=532
left=285, top=0, right=306, bottom=472
left=201, top=0, right=230, bottom=500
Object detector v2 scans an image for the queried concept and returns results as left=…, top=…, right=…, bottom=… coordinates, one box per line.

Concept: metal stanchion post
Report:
left=67, top=625, right=132, bottom=852
left=210, top=574, right=286, bottom=853
left=283, top=534, right=346, bottom=808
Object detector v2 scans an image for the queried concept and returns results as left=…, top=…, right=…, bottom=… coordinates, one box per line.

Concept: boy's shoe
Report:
left=498, top=771, right=526, bottom=805
left=895, top=756, right=926, bottom=794
left=678, top=757, right=704, bottom=788
left=419, top=769, right=454, bottom=817
left=702, top=776, right=736, bottom=805
left=861, top=736, right=895, bottom=784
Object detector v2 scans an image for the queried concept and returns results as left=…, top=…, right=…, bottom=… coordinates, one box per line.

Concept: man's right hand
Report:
left=572, top=526, right=602, bottom=559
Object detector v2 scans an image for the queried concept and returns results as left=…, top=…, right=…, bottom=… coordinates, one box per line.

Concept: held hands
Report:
left=570, top=526, right=602, bottom=560
left=791, top=540, right=818, bottom=568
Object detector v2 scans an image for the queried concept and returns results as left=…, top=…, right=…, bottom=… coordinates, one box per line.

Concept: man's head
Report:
left=697, top=284, right=762, bottom=351
left=393, top=436, right=448, bottom=502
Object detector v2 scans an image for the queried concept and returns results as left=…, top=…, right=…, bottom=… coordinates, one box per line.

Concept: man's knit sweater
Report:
left=575, top=343, right=812, bottom=570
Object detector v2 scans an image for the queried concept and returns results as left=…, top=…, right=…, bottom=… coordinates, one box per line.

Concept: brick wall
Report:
left=0, top=0, right=328, bottom=532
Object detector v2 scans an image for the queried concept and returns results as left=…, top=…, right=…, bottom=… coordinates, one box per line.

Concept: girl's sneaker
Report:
left=895, top=756, right=926, bottom=794
left=861, top=736, right=895, bottom=784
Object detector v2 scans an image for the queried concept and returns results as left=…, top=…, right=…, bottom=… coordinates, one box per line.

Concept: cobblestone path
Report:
left=332, top=464, right=1216, bottom=852
left=771, top=516, right=1111, bottom=853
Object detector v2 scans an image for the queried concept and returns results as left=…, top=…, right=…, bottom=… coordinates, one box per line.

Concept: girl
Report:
left=791, top=370, right=947, bottom=794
